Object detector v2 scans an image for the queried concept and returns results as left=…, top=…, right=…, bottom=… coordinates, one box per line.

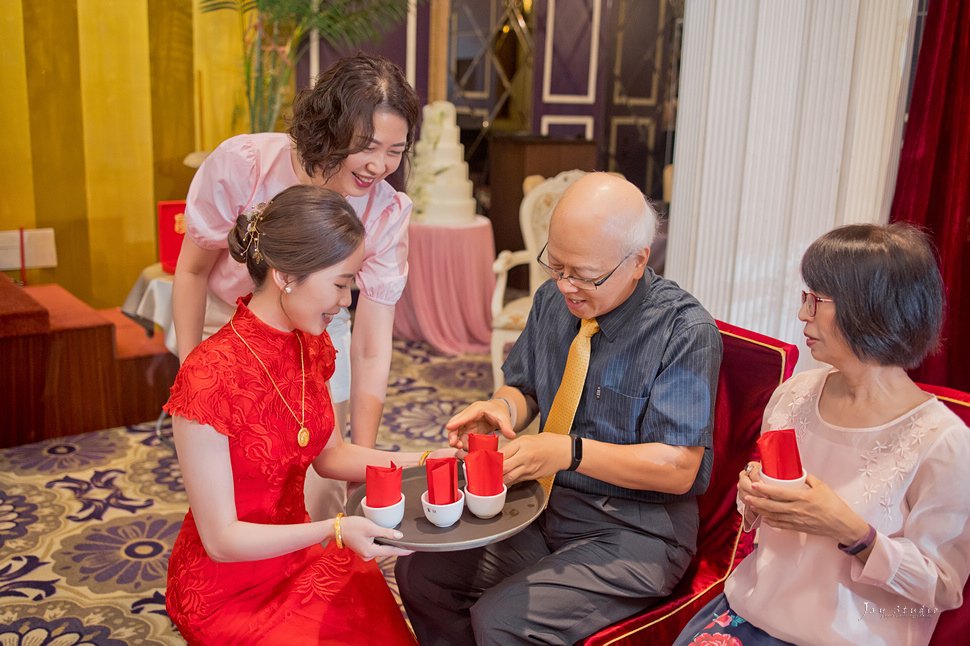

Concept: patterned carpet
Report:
left=0, top=338, right=493, bottom=645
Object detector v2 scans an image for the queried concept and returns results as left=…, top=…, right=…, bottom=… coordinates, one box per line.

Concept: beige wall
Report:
left=0, top=0, right=245, bottom=306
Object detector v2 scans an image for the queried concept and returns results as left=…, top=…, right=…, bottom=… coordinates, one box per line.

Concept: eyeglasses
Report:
left=801, top=290, right=835, bottom=317
left=536, top=242, right=631, bottom=291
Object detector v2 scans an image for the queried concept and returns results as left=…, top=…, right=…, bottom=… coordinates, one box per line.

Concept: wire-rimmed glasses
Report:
left=536, top=242, right=630, bottom=291
left=801, top=290, right=834, bottom=317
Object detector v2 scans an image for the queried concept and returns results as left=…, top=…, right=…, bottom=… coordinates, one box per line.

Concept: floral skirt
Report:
left=672, top=593, right=796, bottom=646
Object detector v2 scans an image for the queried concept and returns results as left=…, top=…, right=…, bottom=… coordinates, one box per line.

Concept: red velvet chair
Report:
left=920, top=382, right=970, bottom=645
left=583, top=321, right=798, bottom=645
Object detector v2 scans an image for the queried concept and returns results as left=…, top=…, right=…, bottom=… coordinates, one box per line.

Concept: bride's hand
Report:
left=337, top=516, right=413, bottom=560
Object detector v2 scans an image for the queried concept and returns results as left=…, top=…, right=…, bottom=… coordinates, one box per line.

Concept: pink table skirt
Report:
left=393, top=216, right=495, bottom=355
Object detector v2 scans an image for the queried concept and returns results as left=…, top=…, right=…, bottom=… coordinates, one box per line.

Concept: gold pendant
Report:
left=297, top=427, right=310, bottom=447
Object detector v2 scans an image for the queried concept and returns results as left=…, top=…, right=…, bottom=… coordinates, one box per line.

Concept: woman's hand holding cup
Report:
left=337, top=515, right=412, bottom=560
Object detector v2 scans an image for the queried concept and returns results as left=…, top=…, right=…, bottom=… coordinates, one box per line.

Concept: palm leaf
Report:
left=198, top=0, right=418, bottom=132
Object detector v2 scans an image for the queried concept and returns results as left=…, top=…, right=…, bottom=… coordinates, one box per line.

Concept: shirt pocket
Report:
left=591, top=386, right=649, bottom=435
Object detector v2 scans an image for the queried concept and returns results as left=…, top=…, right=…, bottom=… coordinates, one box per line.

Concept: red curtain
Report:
left=890, top=0, right=970, bottom=392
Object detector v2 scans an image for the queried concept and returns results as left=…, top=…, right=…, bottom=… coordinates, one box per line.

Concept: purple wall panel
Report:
left=295, top=5, right=430, bottom=104
left=616, top=1, right=661, bottom=102
left=545, top=122, right=589, bottom=139
left=532, top=0, right=609, bottom=172
left=546, top=0, right=594, bottom=97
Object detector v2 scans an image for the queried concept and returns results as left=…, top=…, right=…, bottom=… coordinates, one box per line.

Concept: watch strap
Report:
left=838, top=524, right=876, bottom=555
left=567, top=434, right=583, bottom=471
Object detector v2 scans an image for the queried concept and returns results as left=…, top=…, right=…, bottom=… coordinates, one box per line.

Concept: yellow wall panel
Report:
left=0, top=1, right=37, bottom=232
left=77, top=0, right=156, bottom=307
left=148, top=0, right=196, bottom=205
left=193, top=0, right=248, bottom=150
left=22, top=1, right=92, bottom=299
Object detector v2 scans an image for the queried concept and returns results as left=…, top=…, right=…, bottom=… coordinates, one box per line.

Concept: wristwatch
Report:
left=838, top=524, right=876, bottom=555
left=567, top=434, right=583, bottom=471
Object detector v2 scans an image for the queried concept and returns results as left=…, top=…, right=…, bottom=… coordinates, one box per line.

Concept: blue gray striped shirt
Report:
left=503, top=269, right=722, bottom=503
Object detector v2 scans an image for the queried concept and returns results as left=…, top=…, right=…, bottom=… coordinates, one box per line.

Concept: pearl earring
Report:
left=284, top=286, right=292, bottom=294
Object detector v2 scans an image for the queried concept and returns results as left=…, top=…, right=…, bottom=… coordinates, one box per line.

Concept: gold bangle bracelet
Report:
left=418, top=449, right=433, bottom=466
left=334, top=512, right=345, bottom=549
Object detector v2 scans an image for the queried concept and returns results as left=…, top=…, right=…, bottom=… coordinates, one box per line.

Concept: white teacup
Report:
left=464, top=484, right=507, bottom=519
left=421, top=489, right=465, bottom=528
left=759, top=468, right=808, bottom=489
left=361, top=494, right=406, bottom=529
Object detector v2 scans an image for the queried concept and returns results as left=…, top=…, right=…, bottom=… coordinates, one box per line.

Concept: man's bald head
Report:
left=540, top=173, right=655, bottom=318
left=550, top=172, right=657, bottom=256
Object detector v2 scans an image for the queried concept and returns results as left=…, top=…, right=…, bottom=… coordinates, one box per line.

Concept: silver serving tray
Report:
left=346, top=465, right=546, bottom=552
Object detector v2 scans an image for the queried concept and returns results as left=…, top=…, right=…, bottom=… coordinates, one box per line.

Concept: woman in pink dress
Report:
left=166, top=185, right=444, bottom=645
left=173, top=53, right=419, bottom=453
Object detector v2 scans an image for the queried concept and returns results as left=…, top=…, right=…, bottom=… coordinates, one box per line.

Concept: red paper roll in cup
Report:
left=757, top=429, right=803, bottom=480
left=425, top=457, right=459, bottom=505
left=365, top=462, right=403, bottom=507
left=467, top=433, right=498, bottom=453
left=465, top=450, right=504, bottom=496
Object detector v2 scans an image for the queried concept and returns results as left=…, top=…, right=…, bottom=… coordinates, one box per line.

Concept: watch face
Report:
left=568, top=434, right=583, bottom=471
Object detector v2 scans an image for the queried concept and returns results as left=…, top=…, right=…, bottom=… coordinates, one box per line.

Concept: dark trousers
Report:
left=396, top=487, right=698, bottom=646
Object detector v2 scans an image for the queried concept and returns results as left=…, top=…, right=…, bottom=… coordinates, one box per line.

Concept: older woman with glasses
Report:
left=675, top=223, right=970, bottom=646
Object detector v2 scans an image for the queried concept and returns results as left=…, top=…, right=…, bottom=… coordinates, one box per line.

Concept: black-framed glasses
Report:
left=801, top=290, right=835, bottom=317
left=536, top=242, right=631, bottom=291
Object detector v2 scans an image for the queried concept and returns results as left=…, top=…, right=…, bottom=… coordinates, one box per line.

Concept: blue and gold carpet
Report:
left=0, top=339, right=493, bottom=644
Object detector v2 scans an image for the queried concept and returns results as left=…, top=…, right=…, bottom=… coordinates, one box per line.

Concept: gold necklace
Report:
left=230, top=317, right=310, bottom=448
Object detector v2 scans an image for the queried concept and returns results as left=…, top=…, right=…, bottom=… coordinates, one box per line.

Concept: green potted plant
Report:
left=201, top=0, right=414, bottom=133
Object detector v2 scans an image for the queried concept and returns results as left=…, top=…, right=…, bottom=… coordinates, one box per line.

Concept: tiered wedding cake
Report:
left=407, top=101, right=478, bottom=225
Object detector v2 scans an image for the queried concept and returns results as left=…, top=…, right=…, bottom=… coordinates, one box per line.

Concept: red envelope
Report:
left=468, top=433, right=499, bottom=453
left=365, top=461, right=403, bottom=507
left=425, top=457, right=459, bottom=505
left=465, top=450, right=504, bottom=496
left=757, top=429, right=803, bottom=480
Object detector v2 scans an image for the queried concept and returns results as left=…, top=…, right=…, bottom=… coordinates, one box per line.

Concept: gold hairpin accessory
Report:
left=230, top=316, right=310, bottom=448
left=242, top=202, right=269, bottom=263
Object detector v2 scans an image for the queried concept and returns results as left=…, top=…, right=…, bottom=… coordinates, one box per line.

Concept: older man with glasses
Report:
left=396, top=172, right=723, bottom=645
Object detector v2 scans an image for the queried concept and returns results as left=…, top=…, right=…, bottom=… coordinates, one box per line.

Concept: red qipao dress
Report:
left=163, top=299, right=416, bottom=645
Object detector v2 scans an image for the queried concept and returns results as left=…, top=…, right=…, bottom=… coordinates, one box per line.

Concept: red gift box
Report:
left=158, top=200, right=187, bottom=274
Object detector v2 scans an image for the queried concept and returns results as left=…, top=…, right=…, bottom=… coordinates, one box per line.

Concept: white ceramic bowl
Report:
left=361, top=494, right=406, bottom=529
left=463, top=484, right=507, bottom=519
left=759, top=468, right=808, bottom=489
left=420, top=489, right=465, bottom=528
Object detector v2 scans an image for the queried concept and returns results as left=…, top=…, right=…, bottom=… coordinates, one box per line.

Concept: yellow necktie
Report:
left=537, top=318, right=600, bottom=498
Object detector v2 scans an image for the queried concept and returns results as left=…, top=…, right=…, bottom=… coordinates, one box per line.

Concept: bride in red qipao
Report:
left=164, top=186, right=444, bottom=645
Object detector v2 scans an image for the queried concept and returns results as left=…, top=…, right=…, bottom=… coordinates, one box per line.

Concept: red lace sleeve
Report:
left=163, top=333, right=243, bottom=437
left=308, top=332, right=336, bottom=383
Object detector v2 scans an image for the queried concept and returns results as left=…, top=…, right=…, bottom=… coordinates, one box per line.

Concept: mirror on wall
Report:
left=447, top=0, right=683, bottom=276
left=447, top=0, right=684, bottom=206
left=449, top=0, right=535, bottom=181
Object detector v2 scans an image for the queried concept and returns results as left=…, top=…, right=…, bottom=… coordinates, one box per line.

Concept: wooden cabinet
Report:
left=487, top=135, right=597, bottom=288
left=0, top=276, right=177, bottom=448
left=0, top=275, right=51, bottom=446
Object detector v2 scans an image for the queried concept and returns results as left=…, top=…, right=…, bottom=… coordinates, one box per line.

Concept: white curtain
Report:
left=667, top=0, right=918, bottom=371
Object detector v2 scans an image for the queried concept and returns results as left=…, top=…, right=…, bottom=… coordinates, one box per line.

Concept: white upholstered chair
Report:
left=489, top=169, right=587, bottom=391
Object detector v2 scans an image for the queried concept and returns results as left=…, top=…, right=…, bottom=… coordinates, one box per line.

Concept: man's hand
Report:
left=501, top=433, right=571, bottom=486
left=446, top=399, right=516, bottom=450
